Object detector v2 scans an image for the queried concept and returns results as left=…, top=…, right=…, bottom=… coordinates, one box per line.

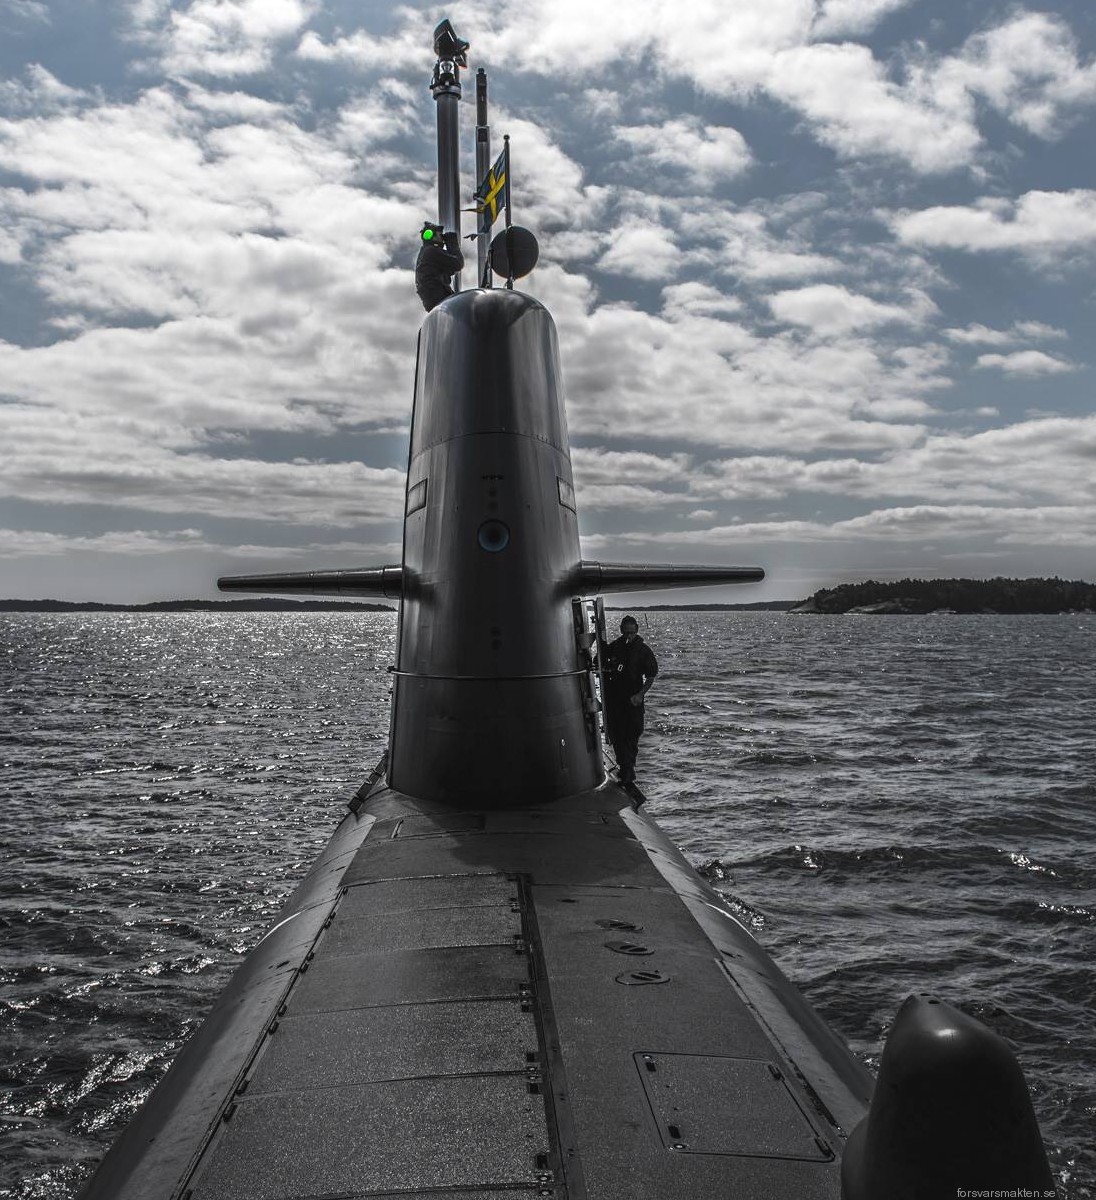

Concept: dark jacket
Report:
left=415, top=236, right=465, bottom=312
left=602, top=634, right=658, bottom=707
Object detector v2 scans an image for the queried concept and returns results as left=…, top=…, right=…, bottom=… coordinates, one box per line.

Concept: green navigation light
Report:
left=422, top=228, right=434, bottom=240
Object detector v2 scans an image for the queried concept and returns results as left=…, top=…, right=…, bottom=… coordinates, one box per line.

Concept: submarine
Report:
left=79, top=20, right=1055, bottom=1200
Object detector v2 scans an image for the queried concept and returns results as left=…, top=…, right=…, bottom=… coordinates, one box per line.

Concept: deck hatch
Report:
left=188, top=1075, right=549, bottom=1199
left=321, top=904, right=518, bottom=957
left=247, top=998, right=536, bottom=1092
left=287, top=944, right=525, bottom=1013
left=337, top=873, right=515, bottom=919
left=635, top=1053, right=831, bottom=1161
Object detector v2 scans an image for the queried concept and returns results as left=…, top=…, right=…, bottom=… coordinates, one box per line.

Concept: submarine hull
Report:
left=80, top=776, right=872, bottom=1199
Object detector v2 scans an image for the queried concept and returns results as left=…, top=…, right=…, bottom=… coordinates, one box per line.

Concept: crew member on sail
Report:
left=602, top=615, right=658, bottom=786
left=415, top=221, right=464, bottom=312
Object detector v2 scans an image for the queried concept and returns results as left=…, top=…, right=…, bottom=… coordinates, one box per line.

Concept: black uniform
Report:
left=602, top=633, right=658, bottom=784
left=415, top=234, right=464, bottom=313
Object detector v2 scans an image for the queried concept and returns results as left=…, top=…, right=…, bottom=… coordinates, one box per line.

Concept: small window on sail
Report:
left=557, top=477, right=576, bottom=512
left=406, top=479, right=427, bottom=516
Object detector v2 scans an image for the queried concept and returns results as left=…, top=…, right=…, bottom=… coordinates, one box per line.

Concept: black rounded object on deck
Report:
left=489, top=225, right=539, bottom=279
left=841, top=994, right=1054, bottom=1200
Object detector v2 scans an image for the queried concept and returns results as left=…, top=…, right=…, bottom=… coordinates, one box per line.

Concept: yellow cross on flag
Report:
left=475, top=148, right=509, bottom=229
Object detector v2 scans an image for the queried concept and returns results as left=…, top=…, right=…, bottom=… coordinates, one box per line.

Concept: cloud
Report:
left=0, top=64, right=90, bottom=116
left=597, top=221, right=680, bottom=281
left=932, top=12, right=1096, bottom=139
left=679, top=206, right=841, bottom=283
left=0, top=0, right=49, bottom=26
left=613, top=117, right=752, bottom=190
left=777, top=11, right=1096, bottom=171
left=661, top=283, right=743, bottom=319
left=555, top=290, right=947, bottom=452
left=767, top=283, right=935, bottom=336
left=0, top=395, right=409, bottom=523
left=0, top=83, right=431, bottom=442
left=0, top=401, right=407, bottom=524
left=687, top=417, right=1096, bottom=506
left=973, top=350, right=1078, bottom=377
left=562, top=416, right=1096, bottom=524
left=146, top=0, right=318, bottom=78
left=571, top=448, right=696, bottom=508
left=943, top=321, right=1067, bottom=346
left=462, top=3, right=1096, bottom=175
left=0, top=528, right=209, bottom=557
left=767, top=41, right=982, bottom=173
left=0, top=526, right=404, bottom=562
left=295, top=22, right=422, bottom=72
left=590, top=504, right=1096, bottom=549
left=811, top=0, right=911, bottom=38
left=891, top=190, right=1096, bottom=260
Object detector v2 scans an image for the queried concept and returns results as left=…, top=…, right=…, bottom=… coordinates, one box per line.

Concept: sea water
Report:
left=1, top=611, right=1093, bottom=1198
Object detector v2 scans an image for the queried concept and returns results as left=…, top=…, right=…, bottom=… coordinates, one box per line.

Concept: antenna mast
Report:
left=475, top=68, right=491, bottom=288
left=430, top=19, right=468, bottom=293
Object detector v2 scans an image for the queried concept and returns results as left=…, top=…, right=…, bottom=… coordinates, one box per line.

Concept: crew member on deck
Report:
left=415, top=221, right=464, bottom=312
left=602, top=615, right=658, bottom=787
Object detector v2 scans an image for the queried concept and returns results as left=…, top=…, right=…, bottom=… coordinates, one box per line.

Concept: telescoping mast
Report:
left=79, top=18, right=1055, bottom=1200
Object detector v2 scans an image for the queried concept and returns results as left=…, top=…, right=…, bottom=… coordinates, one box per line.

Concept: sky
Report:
left=0, top=0, right=1094, bottom=603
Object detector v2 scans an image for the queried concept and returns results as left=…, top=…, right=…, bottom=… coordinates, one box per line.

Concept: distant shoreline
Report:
left=0, top=599, right=394, bottom=613
left=5, top=576, right=1094, bottom=615
left=4, top=598, right=797, bottom=613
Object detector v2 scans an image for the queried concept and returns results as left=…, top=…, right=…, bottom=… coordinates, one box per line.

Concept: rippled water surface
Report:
left=2, top=612, right=1094, bottom=1198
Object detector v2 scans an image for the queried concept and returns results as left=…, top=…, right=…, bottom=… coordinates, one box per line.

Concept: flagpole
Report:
left=475, top=69, right=491, bottom=289
left=504, top=134, right=514, bottom=290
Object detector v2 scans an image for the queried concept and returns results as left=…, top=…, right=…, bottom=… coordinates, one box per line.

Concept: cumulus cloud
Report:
left=591, top=503, right=1096, bottom=549
left=973, top=351, right=1078, bottom=376
left=0, top=83, right=429, bottom=441
left=677, top=206, right=840, bottom=283
left=0, top=64, right=90, bottom=115
left=458, top=3, right=1096, bottom=174
left=557, top=290, right=948, bottom=452
left=892, top=190, right=1096, bottom=260
left=149, top=0, right=318, bottom=78
left=768, top=41, right=982, bottom=173
left=811, top=0, right=911, bottom=38
left=564, top=416, right=1096, bottom=525
left=932, top=12, right=1096, bottom=139
left=660, top=282, right=743, bottom=319
left=767, top=283, right=935, bottom=336
left=689, top=417, right=1096, bottom=507
left=0, top=402, right=407, bottom=524
left=571, top=448, right=696, bottom=508
left=943, top=321, right=1067, bottom=346
left=1, top=0, right=50, bottom=23
left=597, top=221, right=680, bottom=281
left=295, top=22, right=423, bottom=72
left=613, top=117, right=752, bottom=190
left=0, top=528, right=209, bottom=558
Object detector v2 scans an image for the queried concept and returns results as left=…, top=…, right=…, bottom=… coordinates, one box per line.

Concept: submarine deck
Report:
left=108, top=780, right=872, bottom=1200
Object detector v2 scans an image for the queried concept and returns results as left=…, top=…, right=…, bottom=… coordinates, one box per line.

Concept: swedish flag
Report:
left=475, top=147, right=509, bottom=230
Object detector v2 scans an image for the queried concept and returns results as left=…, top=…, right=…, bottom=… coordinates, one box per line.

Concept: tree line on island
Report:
left=793, top=577, right=1096, bottom=615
